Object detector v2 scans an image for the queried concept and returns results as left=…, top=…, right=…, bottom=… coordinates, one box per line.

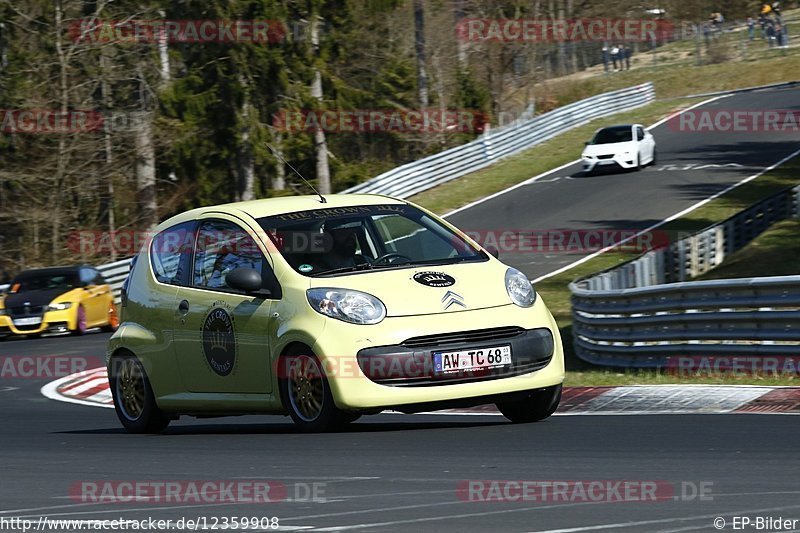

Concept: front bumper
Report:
left=582, top=155, right=637, bottom=172
left=0, top=309, right=74, bottom=336
left=356, top=327, right=554, bottom=387
left=310, top=301, right=565, bottom=410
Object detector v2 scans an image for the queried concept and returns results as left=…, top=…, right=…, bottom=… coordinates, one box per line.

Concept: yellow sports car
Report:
left=0, top=266, right=118, bottom=338
left=108, top=194, right=565, bottom=432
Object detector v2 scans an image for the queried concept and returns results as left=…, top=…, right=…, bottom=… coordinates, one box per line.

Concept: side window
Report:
left=79, top=268, right=96, bottom=286
left=193, top=220, right=265, bottom=291
left=637, top=127, right=645, bottom=141
left=150, top=222, right=195, bottom=286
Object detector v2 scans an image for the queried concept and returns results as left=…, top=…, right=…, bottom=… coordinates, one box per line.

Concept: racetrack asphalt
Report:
left=2, top=87, right=800, bottom=532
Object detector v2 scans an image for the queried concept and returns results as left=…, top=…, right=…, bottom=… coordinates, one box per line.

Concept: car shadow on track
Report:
left=54, top=418, right=512, bottom=436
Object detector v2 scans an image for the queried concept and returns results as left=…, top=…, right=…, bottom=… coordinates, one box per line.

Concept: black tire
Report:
left=109, top=352, right=170, bottom=434
left=279, top=351, right=349, bottom=432
left=635, top=153, right=642, bottom=171
left=650, top=148, right=657, bottom=166
left=496, top=384, right=562, bottom=424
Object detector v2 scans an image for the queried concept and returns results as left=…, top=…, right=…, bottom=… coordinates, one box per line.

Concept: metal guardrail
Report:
left=571, top=276, right=800, bottom=367
left=98, top=258, right=134, bottom=304
left=343, top=83, right=655, bottom=199
left=0, top=258, right=133, bottom=305
left=569, top=185, right=800, bottom=367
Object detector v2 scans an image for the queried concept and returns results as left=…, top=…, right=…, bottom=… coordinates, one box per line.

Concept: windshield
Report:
left=257, top=204, right=486, bottom=276
left=10, top=272, right=79, bottom=293
left=589, top=126, right=633, bottom=145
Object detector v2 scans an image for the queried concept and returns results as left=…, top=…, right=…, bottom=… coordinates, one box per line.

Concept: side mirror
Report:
left=485, top=245, right=500, bottom=259
left=226, top=268, right=271, bottom=297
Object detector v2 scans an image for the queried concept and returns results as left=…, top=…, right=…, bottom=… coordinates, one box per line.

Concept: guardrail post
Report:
left=793, top=184, right=800, bottom=218
left=713, top=226, right=725, bottom=267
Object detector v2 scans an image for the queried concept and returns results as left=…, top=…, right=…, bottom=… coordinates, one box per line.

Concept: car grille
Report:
left=8, top=305, right=45, bottom=318
left=7, top=305, right=46, bottom=331
left=401, top=326, right=525, bottom=348
left=596, top=154, right=615, bottom=160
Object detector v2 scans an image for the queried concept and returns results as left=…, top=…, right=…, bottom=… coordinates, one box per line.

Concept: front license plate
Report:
left=13, top=317, right=42, bottom=326
left=598, top=160, right=615, bottom=165
left=434, top=346, right=512, bottom=374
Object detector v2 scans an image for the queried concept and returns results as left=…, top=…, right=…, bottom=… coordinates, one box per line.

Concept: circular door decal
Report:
left=413, top=271, right=456, bottom=288
left=202, top=307, right=236, bottom=376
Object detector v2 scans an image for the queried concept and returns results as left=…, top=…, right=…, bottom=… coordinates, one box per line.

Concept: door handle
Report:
left=178, top=300, right=190, bottom=315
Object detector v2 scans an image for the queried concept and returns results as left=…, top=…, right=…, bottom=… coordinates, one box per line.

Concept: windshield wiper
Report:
left=312, top=263, right=375, bottom=277
left=406, top=256, right=483, bottom=267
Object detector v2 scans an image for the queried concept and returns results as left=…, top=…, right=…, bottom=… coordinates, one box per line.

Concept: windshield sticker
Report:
left=413, top=271, right=456, bottom=288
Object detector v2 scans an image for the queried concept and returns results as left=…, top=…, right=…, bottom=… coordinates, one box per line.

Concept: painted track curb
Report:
left=42, top=368, right=800, bottom=415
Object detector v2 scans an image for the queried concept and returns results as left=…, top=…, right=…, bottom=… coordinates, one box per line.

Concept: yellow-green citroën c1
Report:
left=107, top=194, right=565, bottom=432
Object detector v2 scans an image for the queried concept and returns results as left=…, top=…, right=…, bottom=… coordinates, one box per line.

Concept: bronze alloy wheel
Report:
left=287, top=355, right=325, bottom=422
left=116, top=357, right=146, bottom=421
left=281, top=352, right=358, bottom=431
left=110, top=353, right=171, bottom=433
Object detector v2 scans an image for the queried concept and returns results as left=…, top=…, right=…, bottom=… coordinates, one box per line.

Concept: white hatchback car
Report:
left=581, top=124, right=656, bottom=174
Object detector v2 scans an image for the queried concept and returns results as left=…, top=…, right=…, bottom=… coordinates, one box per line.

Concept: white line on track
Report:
left=306, top=502, right=800, bottom=532
left=525, top=503, right=800, bottom=533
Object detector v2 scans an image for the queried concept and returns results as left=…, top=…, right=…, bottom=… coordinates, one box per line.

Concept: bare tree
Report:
left=310, top=15, right=331, bottom=195
left=414, top=0, right=429, bottom=107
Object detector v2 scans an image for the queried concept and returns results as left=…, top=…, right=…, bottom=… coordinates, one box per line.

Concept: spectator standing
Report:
left=748, top=17, right=756, bottom=40
left=601, top=43, right=610, bottom=73
left=766, top=20, right=776, bottom=47
left=775, top=23, right=788, bottom=48
left=610, top=44, right=620, bottom=71
left=622, top=44, right=631, bottom=70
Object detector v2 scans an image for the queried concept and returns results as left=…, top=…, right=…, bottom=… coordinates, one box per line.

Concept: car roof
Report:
left=13, top=265, right=92, bottom=278
left=598, top=124, right=638, bottom=131
left=158, top=194, right=407, bottom=227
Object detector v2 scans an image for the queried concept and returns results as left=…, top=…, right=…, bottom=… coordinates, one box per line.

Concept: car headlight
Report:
left=48, top=302, right=72, bottom=311
left=505, top=268, right=536, bottom=308
left=306, top=288, right=386, bottom=325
